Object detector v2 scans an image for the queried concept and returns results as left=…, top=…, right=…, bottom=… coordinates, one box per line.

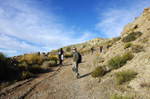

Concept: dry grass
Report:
left=142, top=38, right=148, bottom=43
left=131, top=44, right=143, bottom=53
left=110, top=94, right=132, bottom=99
left=18, top=53, right=44, bottom=65
left=115, top=70, right=137, bottom=85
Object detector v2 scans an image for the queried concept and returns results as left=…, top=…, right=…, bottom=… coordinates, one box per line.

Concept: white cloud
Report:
left=0, top=0, right=92, bottom=56
left=96, top=0, right=150, bottom=38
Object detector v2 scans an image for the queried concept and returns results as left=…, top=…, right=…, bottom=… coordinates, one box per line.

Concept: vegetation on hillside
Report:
left=115, top=70, right=137, bottom=85
left=91, top=67, right=105, bottom=78
left=108, top=52, right=133, bottom=69
left=124, top=42, right=133, bottom=49
left=122, top=32, right=142, bottom=43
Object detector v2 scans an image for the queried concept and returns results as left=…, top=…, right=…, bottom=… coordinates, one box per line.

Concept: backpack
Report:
left=78, top=53, right=82, bottom=63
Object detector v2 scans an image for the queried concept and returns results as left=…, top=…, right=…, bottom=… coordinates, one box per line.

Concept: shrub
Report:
left=115, top=70, right=137, bottom=85
left=122, top=32, right=143, bottom=43
left=43, top=60, right=57, bottom=67
left=122, top=52, right=133, bottom=62
left=66, top=46, right=71, bottom=52
left=0, top=53, right=9, bottom=69
left=18, top=55, right=27, bottom=62
left=79, top=50, right=86, bottom=55
left=18, top=71, right=33, bottom=80
left=131, top=44, right=143, bottom=53
left=18, top=53, right=44, bottom=65
left=0, top=53, right=11, bottom=80
left=110, top=94, right=132, bottom=99
left=18, top=61, right=28, bottom=71
left=48, top=55, right=58, bottom=63
left=91, top=67, right=105, bottom=78
left=112, top=37, right=121, bottom=43
left=124, top=43, right=133, bottom=49
left=108, top=56, right=126, bottom=69
left=28, top=65, right=42, bottom=74
left=142, top=38, right=148, bottom=43
left=108, top=52, right=133, bottom=69
left=64, top=53, right=73, bottom=58
left=26, top=54, right=39, bottom=64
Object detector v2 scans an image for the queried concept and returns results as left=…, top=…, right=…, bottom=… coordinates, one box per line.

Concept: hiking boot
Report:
left=76, top=73, right=80, bottom=79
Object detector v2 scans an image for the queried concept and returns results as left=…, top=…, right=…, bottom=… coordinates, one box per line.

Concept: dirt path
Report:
left=1, top=51, right=114, bottom=99
left=25, top=53, right=96, bottom=99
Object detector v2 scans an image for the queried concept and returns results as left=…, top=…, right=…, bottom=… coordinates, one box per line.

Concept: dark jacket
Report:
left=73, top=51, right=79, bottom=62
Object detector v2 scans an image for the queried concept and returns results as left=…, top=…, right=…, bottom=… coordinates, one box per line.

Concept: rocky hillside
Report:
left=49, top=37, right=109, bottom=55
left=121, top=7, right=150, bottom=37
left=1, top=7, right=150, bottom=99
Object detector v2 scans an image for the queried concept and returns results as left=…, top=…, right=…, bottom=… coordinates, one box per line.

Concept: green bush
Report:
left=64, top=53, right=73, bottom=58
left=112, top=37, right=121, bottom=43
left=110, top=94, right=132, bottom=99
left=18, top=61, right=28, bottom=71
left=18, top=71, right=33, bottom=80
left=0, top=53, right=11, bottom=80
left=115, top=70, right=137, bottom=85
left=122, top=52, right=133, bottom=62
left=108, top=52, right=133, bottom=69
left=0, top=53, right=9, bottom=69
left=142, top=38, right=148, bottom=43
left=124, top=43, right=133, bottom=49
left=18, top=53, right=44, bottom=65
left=91, top=67, right=105, bottom=78
left=122, top=32, right=143, bottom=43
left=66, top=46, right=71, bottom=52
left=108, top=56, right=126, bottom=69
left=131, top=44, right=143, bottom=53
left=43, top=60, right=57, bottom=67
left=28, top=65, right=42, bottom=74
left=48, top=55, right=58, bottom=63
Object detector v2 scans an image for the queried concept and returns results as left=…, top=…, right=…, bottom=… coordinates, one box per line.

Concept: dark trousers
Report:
left=59, top=56, right=62, bottom=65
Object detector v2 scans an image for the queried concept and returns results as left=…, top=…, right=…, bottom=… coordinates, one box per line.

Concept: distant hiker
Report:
left=100, top=46, right=103, bottom=52
left=58, top=48, right=64, bottom=66
left=72, top=48, right=80, bottom=79
left=91, top=47, right=94, bottom=55
left=107, top=45, right=110, bottom=49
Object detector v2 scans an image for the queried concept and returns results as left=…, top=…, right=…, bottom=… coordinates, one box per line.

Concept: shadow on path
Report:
left=79, top=72, right=92, bottom=79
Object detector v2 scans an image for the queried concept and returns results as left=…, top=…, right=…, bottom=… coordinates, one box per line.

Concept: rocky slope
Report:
left=49, top=37, right=109, bottom=55
left=1, top=7, right=150, bottom=99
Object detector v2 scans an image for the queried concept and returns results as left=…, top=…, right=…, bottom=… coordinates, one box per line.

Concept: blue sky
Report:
left=0, top=0, right=150, bottom=56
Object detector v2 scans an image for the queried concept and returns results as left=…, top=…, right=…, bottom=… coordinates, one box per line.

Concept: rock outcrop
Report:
left=121, top=7, right=150, bottom=37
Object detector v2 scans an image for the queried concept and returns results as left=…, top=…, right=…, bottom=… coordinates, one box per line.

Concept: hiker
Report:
left=91, top=47, right=94, bottom=55
left=72, top=48, right=80, bottom=79
left=58, top=48, right=64, bottom=66
left=100, top=46, right=103, bottom=52
left=107, top=45, right=110, bottom=49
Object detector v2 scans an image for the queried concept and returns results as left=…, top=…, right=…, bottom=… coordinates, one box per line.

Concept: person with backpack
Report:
left=100, top=46, right=103, bottom=52
left=72, top=48, right=80, bottom=79
left=58, top=48, right=64, bottom=66
left=91, top=47, right=94, bottom=55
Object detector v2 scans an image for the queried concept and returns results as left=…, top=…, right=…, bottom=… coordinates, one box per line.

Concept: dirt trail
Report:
left=1, top=51, right=114, bottom=99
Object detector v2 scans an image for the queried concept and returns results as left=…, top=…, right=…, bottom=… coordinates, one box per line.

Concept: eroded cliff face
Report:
left=121, top=7, right=150, bottom=37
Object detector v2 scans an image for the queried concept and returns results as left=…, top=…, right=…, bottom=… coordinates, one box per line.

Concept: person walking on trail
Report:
left=91, top=47, right=94, bottom=55
left=100, top=46, right=103, bottom=52
left=58, top=48, right=64, bottom=66
left=72, top=48, right=80, bottom=79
